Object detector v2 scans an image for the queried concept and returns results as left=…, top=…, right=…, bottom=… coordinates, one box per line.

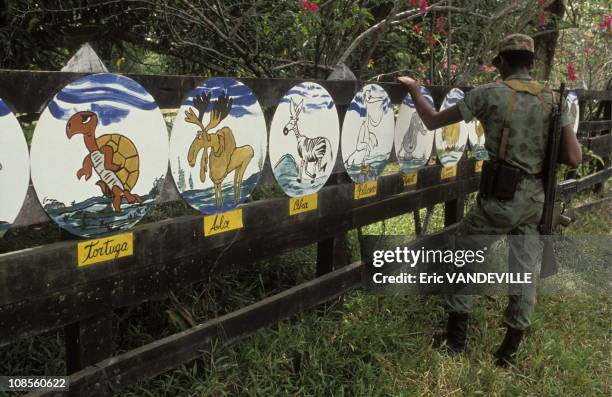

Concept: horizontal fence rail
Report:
left=0, top=161, right=480, bottom=343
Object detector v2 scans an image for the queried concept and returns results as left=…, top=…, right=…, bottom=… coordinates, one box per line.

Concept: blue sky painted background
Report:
left=0, top=99, right=11, bottom=117
left=48, top=73, right=157, bottom=126
left=183, top=77, right=260, bottom=118
left=403, top=86, right=434, bottom=108
left=441, top=88, right=464, bottom=108
left=280, top=82, right=335, bottom=113
left=347, top=85, right=391, bottom=117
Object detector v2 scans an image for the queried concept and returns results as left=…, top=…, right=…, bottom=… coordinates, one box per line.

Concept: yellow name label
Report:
left=474, top=160, right=483, bottom=173
left=441, top=165, right=457, bottom=180
left=78, top=232, right=133, bottom=267
left=204, top=209, right=243, bottom=236
left=402, top=172, right=418, bottom=187
left=354, top=180, right=378, bottom=199
left=289, top=193, right=318, bottom=215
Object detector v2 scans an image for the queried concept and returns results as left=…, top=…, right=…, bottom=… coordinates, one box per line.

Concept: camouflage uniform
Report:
left=446, top=34, right=572, bottom=330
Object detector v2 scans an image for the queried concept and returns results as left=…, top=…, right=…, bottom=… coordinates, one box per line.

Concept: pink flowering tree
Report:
left=549, top=1, right=610, bottom=90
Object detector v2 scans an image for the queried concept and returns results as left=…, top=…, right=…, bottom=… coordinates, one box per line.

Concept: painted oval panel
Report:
left=269, top=82, right=339, bottom=197
left=341, top=84, right=394, bottom=183
left=394, top=86, right=436, bottom=173
left=435, top=88, right=469, bottom=167
left=169, top=77, right=266, bottom=214
left=0, top=100, right=30, bottom=238
left=468, top=119, right=489, bottom=160
left=566, top=91, right=579, bottom=134
left=30, top=73, right=169, bottom=238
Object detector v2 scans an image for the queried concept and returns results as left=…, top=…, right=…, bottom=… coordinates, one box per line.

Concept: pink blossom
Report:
left=412, top=24, right=423, bottom=34
left=566, top=63, right=577, bottom=81
left=436, top=16, right=447, bottom=35
left=408, top=0, right=419, bottom=5
left=479, top=65, right=496, bottom=72
left=599, top=13, right=612, bottom=31
left=419, top=0, right=429, bottom=13
left=537, top=10, right=547, bottom=26
left=300, top=0, right=318, bottom=12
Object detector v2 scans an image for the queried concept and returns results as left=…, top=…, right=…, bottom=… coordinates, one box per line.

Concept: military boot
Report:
left=494, top=327, right=525, bottom=368
left=434, top=312, right=469, bottom=354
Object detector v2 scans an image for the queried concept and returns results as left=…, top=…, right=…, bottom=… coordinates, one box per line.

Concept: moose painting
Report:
left=169, top=77, right=266, bottom=214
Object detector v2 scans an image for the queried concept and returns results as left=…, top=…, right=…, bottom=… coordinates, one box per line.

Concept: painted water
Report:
left=397, top=153, right=431, bottom=174
left=471, top=145, right=489, bottom=160
left=344, top=153, right=390, bottom=183
left=47, top=196, right=155, bottom=237
left=273, top=154, right=331, bottom=197
left=180, top=171, right=261, bottom=213
left=438, top=146, right=466, bottom=166
left=0, top=222, right=9, bottom=238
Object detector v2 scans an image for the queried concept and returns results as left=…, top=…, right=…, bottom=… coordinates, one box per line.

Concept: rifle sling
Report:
left=499, top=80, right=550, bottom=161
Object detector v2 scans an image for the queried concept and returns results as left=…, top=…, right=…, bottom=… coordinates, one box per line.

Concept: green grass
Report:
left=0, top=193, right=609, bottom=397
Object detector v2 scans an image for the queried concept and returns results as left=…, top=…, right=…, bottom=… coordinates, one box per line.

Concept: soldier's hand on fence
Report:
left=397, top=76, right=418, bottom=89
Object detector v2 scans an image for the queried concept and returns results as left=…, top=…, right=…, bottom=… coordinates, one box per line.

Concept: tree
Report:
left=2, top=0, right=601, bottom=87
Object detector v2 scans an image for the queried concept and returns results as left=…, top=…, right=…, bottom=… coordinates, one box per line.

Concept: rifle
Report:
left=539, top=83, right=565, bottom=279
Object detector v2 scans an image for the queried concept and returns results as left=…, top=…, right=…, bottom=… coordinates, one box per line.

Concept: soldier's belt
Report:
left=479, top=160, right=522, bottom=201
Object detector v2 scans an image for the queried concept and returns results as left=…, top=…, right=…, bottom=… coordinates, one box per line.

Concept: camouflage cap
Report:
left=492, top=33, right=534, bottom=61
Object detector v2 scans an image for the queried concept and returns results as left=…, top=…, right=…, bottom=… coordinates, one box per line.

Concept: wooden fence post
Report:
left=444, top=197, right=465, bottom=227
left=316, top=234, right=350, bottom=276
left=65, top=312, right=113, bottom=374
left=594, top=98, right=611, bottom=194
left=315, top=71, right=354, bottom=276
left=60, top=44, right=114, bottom=381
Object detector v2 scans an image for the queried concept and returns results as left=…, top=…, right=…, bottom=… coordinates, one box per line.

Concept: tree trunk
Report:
left=532, top=0, right=566, bottom=81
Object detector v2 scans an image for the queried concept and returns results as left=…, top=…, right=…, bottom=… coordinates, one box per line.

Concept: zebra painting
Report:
left=282, top=98, right=333, bottom=184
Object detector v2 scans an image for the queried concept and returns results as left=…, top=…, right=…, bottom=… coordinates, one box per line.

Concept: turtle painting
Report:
left=30, top=73, right=168, bottom=238
left=66, top=111, right=143, bottom=212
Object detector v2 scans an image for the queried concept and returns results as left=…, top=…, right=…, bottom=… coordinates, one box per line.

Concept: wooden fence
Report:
left=0, top=70, right=609, bottom=396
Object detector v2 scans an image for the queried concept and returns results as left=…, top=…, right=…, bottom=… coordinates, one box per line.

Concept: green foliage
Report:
left=1, top=0, right=605, bottom=85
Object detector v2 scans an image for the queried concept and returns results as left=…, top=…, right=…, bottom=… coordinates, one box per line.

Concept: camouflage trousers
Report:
left=445, top=178, right=544, bottom=330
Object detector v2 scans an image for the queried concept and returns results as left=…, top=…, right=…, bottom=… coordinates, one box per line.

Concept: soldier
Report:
left=397, top=33, right=582, bottom=367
